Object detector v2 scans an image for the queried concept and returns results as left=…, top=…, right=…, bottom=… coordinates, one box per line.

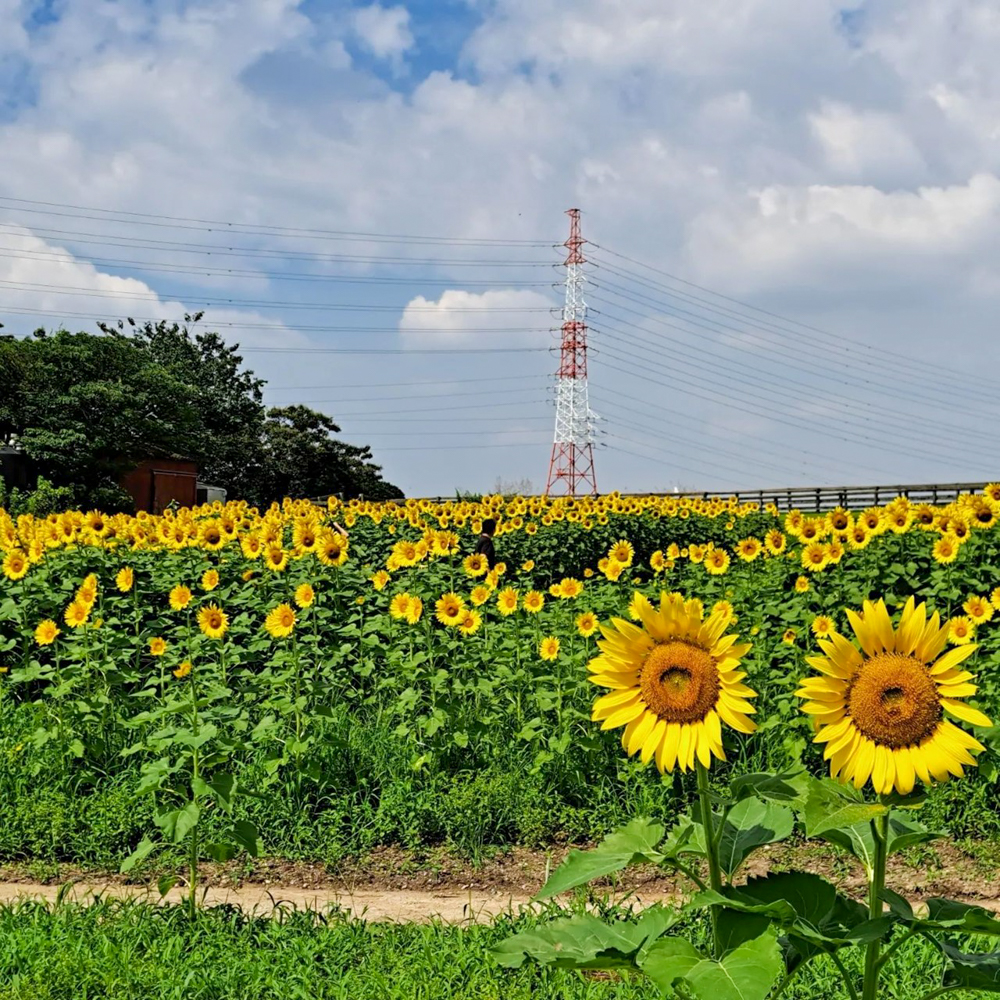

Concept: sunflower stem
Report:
left=862, top=808, right=890, bottom=1000
left=696, top=761, right=723, bottom=958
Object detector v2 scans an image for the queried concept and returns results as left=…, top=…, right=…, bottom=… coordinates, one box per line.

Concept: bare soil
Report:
left=0, top=840, right=997, bottom=922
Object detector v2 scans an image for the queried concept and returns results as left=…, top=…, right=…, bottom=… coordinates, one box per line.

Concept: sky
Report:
left=1, top=0, right=999, bottom=497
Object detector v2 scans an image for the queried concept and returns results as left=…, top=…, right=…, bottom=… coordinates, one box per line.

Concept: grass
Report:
left=0, top=898, right=985, bottom=1000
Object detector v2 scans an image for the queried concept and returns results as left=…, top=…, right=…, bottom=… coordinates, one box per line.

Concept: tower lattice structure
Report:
left=545, top=208, right=598, bottom=496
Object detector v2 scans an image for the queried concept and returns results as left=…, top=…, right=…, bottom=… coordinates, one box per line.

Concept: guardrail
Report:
left=402, top=482, right=993, bottom=512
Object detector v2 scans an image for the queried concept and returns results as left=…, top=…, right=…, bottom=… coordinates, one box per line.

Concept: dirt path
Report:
left=0, top=840, right=997, bottom=922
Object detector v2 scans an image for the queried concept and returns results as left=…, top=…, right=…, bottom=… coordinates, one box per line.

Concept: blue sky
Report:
left=1, top=0, right=1000, bottom=496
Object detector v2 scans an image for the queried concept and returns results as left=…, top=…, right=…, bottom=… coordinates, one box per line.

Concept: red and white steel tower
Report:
left=545, top=208, right=598, bottom=496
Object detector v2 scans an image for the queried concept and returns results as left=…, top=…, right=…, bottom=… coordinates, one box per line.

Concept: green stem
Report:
left=861, top=809, right=890, bottom=1000
left=875, top=926, right=918, bottom=971
left=914, top=988, right=963, bottom=1000
left=696, top=761, right=723, bottom=958
left=188, top=669, right=200, bottom=921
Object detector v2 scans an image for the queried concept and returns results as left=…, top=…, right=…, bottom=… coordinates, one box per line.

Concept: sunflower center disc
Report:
left=639, top=641, right=720, bottom=724
left=847, top=652, right=941, bottom=748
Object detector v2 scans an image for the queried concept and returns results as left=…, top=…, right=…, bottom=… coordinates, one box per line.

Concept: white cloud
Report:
left=399, top=288, right=554, bottom=345
left=352, top=4, right=413, bottom=61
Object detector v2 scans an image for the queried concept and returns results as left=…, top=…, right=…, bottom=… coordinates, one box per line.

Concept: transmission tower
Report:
left=545, top=208, right=598, bottom=496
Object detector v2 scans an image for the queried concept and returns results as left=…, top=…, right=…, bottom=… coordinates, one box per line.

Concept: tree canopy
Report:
left=1, top=318, right=402, bottom=509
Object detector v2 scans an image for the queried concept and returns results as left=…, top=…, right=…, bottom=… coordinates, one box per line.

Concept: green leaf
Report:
left=942, top=943, right=1000, bottom=991
left=715, top=799, right=794, bottom=879
left=640, top=929, right=782, bottom=1000
left=801, top=778, right=887, bottom=839
left=209, top=773, right=235, bottom=811
left=120, top=836, right=156, bottom=874
left=231, top=820, right=261, bottom=857
left=205, top=842, right=239, bottom=862
left=493, top=906, right=679, bottom=970
left=157, top=874, right=178, bottom=897
left=885, top=813, right=942, bottom=856
left=535, top=817, right=666, bottom=899
left=728, top=770, right=808, bottom=804
left=172, top=801, right=200, bottom=844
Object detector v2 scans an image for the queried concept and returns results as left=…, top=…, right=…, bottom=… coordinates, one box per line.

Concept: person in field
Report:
left=475, top=518, right=497, bottom=570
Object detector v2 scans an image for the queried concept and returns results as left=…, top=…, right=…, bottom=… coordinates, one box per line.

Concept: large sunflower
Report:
left=589, top=592, right=756, bottom=772
left=797, top=598, right=991, bottom=795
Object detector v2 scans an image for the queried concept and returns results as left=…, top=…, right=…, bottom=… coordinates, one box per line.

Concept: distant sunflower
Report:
left=932, top=534, right=960, bottom=565
left=2, top=549, right=29, bottom=582
left=173, top=660, right=193, bottom=680
left=991, top=586, right=1000, bottom=612
left=764, top=530, right=787, bottom=555
left=198, top=604, right=229, bottom=640
left=34, top=619, right=60, bottom=646
left=558, top=577, right=583, bottom=599
left=704, top=549, right=730, bottom=575
left=64, top=600, right=90, bottom=629
left=115, top=567, right=134, bottom=593
left=650, top=551, right=665, bottom=573
left=963, top=595, right=993, bottom=624
left=294, top=583, right=315, bottom=609
left=522, top=590, right=545, bottom=614
left=794, top=576, right=810, bottom=593
left=149, top=637, right=167, bottom=657
left=264, top=546, right=290, bottom=573
left=801, top=542, right=829, bottom=573
left=576, top=612, right=599, bottom=638
left=265, top=603, right=296, bottom=639
left=811, top=615, right=834, bottom=639
left=590, top=593, right=755, bottom=772
left=782, top=628, right=797, bottom=645
left=389, top=593, right=411, bottom=620
left=608, top=540, right=634, bottom=566
left=496, top=587, right=519, bottom=616
left=169, top=585, right=193, bottom=611
left=463, top=553, right=489, bottom=578
left=539, top=636, right=560, bottom=661
left=371, top=570, right=390, bottom=592
left=735, top=538, right=762, bottom=562
left=948, top=616, right=975, bottom=646
left=201, top=569, right=220, bottom=591
left=405, top=596, right=423, bottom=625
left=521, top=560, right=535, bottom=573
left=435, top=592, right=465, bottom=627
left=458, top=609, right=482, bottom=636
left=469, top=585, right=491, bottom=607
left=798, top=597, right=990, bottom=795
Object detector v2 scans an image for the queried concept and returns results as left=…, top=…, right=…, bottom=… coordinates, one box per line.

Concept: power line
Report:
left=263, top=375, right=548, bottom=391
left=0, top=196, right=554, bottom=247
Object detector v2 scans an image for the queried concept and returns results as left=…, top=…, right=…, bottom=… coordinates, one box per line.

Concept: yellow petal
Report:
left=893, top=748, right=916, bottom=795
left=656, top=724, right=681, bottom=773
left=627, top=711, right=658, bottom=756
left=640, top=719, right=667, bottom=764
left=864, top=599, right=896, bottom=653
left=929, top=644, right=978, bottom=675
left=694, top=722, right=712, bottom=769
left=941, top=700, right=992, bottom=728
left=851, top=738, right=876, bottom=789
left=592, top=689, right=641, bottom=718
left=599, top=701, right=645, bottom=730
left=846, top=607, right=879, bottom=656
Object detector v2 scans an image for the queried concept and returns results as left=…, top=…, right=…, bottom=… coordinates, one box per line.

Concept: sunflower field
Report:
left=1, top=487, right=1000, bottom=878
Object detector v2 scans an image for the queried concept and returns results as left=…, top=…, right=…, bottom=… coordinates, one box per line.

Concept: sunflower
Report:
left=932, top=534, right=960, bottom=565
left=34, top=619, right=60, bottom=646
left=711, top=600, right=735, bottom=625
left=264, top=546, right=290, bottom=573
left=764, top=530, right=787, bottom=555
left=241, top=533, right=264, bottom=560
left=736, top=538, right=762, bottom=562
left=963, top=595, right=993, bottom=624
left=468, top=585, right=489, bottom=607
left=201, top=569, right=220, bottom=591
left=199, top=521, right=226, bottom=551
left=389, top=593, right=412, bottom=620
left=463, top=553, right=489, bottom=578
left=2, top=549, right=29, bottom=581
left=798, top=597, right=991, bottom=795
left=539, top=636, right=561, bottom=661
left=948, top=616, right=975, bottom=645
left=558, top=577, right=583, bottom=599
left=704, top=549, right=730, bottom=575
left=173, top=660, right=193, bottom=680
left=991, top=586, right=1000, bottom=612
left=169, top=585, right=193, bottom=611
left=496, top=587, right=518, bottom=616
left=64, top=600, right=90, bottom=629
left=801, top=542, right=829, bottom=573
left=149, top=637, right=167, bottom=657
left=782, top=628, right=797, bottom=645
left=521, top=560, right=535, bottom=572
left=794, top=576, right=810, bottom=593
left=435, top=592, right=465, bottom=627
left=608, top=540, right=634, bottom=566
left=590, top=593, right=756, bottom=772
left=76, top=574, right=98, bottom=607
left=316, top=531, right=348, bottom=567
left=576, top=612, right=599, bottom=638
left=604, top=560, right=625, bottom=581
left=405, top=596, right=423, bottom=624
left=848, top=524, right=872, bottom=550
left=458, top=609, right=482, bottom=636
left=115, top=567, right=134, bottom=593
left=294, top=583, right=315, bottom=609
left=265, top=603, right=297, bottom=639
left=811, top=615, right=834, bottom=639
left=198, top=604, right=229, bottom=640
left=371, top=570, right=391, bottom=592
left=523, top=590, right=545, bottom=614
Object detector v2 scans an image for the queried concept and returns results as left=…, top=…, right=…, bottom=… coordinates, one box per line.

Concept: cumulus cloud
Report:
left=352, top=4, right=413, bottom=61
left=399, top=288, right=555, bottom=346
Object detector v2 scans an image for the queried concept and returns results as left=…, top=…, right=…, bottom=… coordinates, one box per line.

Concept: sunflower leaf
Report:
left=714, top=799, right=794, bottom=879
left=728, top=770, right=808, bottom=804
left=534, top=817, right=666, bottom=899
left=639, top=928, right=782, bottom=1000
left=492, top=906, right=680, bottom=969
left=942, top=943, right=1000, bottom=991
